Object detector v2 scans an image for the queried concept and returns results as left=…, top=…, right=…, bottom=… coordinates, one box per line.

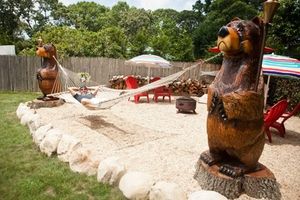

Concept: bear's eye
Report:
left=237, top=26, right=244, bottom=32
left=237, top=24, right=244, bottom=32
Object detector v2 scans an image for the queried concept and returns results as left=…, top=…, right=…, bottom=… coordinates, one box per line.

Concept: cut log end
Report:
left=28, top=98, right=65, bottom=109
left=194, top=158, right=281, bottom=200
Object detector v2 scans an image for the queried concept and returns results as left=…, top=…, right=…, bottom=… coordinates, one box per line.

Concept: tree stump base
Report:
left=194, top=158, right=281, bottom=199
left=28, top=98, right=65, bottom=109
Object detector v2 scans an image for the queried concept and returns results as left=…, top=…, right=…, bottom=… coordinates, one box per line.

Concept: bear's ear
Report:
left=50, top=43, right=56, bottom=50
left=231, top=17, right=241, bottom=22
left=252, top=16, right=263, bottom=26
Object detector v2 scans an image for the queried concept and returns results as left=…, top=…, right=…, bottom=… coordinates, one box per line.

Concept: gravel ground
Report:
left=35, top=93, right=300, bottom=199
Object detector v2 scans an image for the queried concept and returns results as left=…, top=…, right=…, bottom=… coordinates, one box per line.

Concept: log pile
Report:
left=108, top=75, right=148, bottom=89
left=170, top=79, right=207, bottom=96
left=108, top=75, right=208, bottom=96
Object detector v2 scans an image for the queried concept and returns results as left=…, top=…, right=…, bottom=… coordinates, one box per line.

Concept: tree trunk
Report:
left=194, top=158, right=281, bottom=200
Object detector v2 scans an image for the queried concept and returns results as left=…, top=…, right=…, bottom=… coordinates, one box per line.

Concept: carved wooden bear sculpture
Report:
left=200, top=17, right=265, bottom=177
left=36, top=43, right=59, bottom=99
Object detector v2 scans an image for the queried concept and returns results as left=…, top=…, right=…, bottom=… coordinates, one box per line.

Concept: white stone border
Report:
left=16, top=102, right=227, bottom=200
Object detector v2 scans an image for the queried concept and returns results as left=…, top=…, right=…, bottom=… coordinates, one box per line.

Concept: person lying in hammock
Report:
left=68, top=85, right=101, bottom=108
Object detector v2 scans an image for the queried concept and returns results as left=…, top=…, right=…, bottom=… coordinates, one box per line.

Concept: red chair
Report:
left=270, top=102, right=300, bottom=137
left=264, top=99, right=288, bottom=143
left=151, top=77, right=172, bottom=103
left=125, top=76, right=149, bottom=103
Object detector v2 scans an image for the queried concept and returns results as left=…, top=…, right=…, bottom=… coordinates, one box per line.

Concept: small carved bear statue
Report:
left=36, top=43, right=60, bottom=99
left=200, top=17, right=265, bottom=177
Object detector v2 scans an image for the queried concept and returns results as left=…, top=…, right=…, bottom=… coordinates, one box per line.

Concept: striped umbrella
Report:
left=262, top=54, right=300, bottom=78
left=126, top=54, right=172, bottom=82
left=262, top=54, right=300, bottom=107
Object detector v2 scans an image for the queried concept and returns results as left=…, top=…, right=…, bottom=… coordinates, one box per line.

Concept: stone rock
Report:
left=20, top=110, right=35, bottom=126
left=27, top=114, right=44, bottom=135
left=32, top=123, right=53, bottom=145
left=188, top=191, right=227, bottom=200
left=39, top=128, right=63, bottom=156
left=119, top=171, right=155, bottom=200
left=57, top=134, right=81, bottom=162
left=16, top=103, right=29, bottom=119
left=149, top=181, right=186, bottom=200
left=69, top=147, right=99, bottom=176
left=97, top=156, right=126, bottom=186
left=27, top=98, right=65, bottom=109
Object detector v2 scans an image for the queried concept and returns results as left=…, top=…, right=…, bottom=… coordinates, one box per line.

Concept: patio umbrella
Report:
left=262, top=53, right=300, bottom=106
left=125, top=54, right=172, bottom=83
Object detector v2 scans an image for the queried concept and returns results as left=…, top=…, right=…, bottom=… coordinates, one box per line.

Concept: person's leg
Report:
left=81, top=98, right=99, bottom=109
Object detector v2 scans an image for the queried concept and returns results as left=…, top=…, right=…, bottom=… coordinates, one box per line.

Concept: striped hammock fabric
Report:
left=262, top=54, right=300, bottom=78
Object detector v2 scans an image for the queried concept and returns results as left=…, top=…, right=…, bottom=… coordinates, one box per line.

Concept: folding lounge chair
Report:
left=125, top=76, right=149, bottom=103
left=264, top=99, right=288, bottom=143
left=151, top=77, right=172, bottom=103
left=270, top=102, right=300, bottom=137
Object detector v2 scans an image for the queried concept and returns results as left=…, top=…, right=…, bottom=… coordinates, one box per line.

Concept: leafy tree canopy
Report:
left=1, top=0, right=298, bottom=61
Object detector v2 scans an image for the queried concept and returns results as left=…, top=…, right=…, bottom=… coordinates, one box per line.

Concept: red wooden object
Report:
left=270, top=102, right=300, bottom=137
left=151, top=77, right=172, bottom=103
left=264, top=99, right=288, bottom=143
left=125, top=76, right=149, bottom=103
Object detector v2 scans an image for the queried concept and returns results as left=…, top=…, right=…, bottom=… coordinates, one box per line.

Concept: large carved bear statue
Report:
left=200, top=17, right=265, bottom=177
left=36, top=43, right=60, bottom=99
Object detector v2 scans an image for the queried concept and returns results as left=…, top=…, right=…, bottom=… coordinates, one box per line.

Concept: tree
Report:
left=177, top=10, right=200, bottom=35
left=0, top=0, right=63, bottom=51
left=268, top=0, right=300, bottom=58
left=0, top=0, right=21, bottom=44
left=20, top=25, right=128, bottom=58
left=192, top=0, right=258, bottom=58
left=150, top=9, right=194, bottom=61
left=53, top=2, right=109, bottom=32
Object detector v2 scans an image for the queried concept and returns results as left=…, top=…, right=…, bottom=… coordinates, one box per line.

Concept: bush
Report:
left=267, top=77, right=300, bottom=115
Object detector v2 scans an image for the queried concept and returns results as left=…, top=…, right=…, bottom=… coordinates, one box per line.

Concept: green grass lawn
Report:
left=0, top=91, right=126, bottom=200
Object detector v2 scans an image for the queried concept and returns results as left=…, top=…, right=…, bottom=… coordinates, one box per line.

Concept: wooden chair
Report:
left=270, top=102, right=300, bottom=137
left=125, top=76, right=149, bottom=103
left=264, top=99, right=288, bottom=143
left=151, top=77, right=172, bottom=103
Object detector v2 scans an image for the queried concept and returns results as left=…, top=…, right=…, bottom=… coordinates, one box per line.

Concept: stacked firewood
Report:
left=109, top=75, right=148, bottom=89
left=108, top=76, right=208, bottom=96
left=170, top=79, right=207, bottom=96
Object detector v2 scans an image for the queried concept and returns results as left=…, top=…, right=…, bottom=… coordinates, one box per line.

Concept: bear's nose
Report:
left=218, top=26, right=229, bottom=38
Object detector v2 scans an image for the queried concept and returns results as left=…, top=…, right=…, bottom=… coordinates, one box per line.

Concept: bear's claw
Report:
left=200, top=151, right=219, bottom=166
left=218, top=103, right=228, bottom=121
left=219, top=164, right=243, bottom=178
left=210, top=92, right=228, bottom=121
left=209, top=92, right=219, bottom=114
left=37, top=73, right=43, bottom=81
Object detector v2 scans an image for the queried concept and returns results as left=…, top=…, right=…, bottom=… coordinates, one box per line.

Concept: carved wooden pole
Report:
left=37, top=37, right=43, bottom=66
left=255, top=0, right=280, bottom=91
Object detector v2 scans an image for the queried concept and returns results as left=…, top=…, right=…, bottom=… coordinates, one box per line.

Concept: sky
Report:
left=59, top=0, right=196, bottom=11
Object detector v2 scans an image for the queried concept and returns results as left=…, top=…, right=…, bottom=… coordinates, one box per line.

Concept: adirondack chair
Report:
left=270, top=102, right=300, bottom=137
left=150, top=77, right=172, bottom=103
left=264, top=99, right=288, bottom=143
left=125, top=76, right=149, bottom=103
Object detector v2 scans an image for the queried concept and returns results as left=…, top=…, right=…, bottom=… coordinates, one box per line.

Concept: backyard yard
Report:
left=0, top=92, right=125, bottom=200
left=9, top=90, right=300, bottom=200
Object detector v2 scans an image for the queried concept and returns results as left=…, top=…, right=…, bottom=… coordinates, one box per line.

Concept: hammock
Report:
left=50, top=54, right=221, bottom=109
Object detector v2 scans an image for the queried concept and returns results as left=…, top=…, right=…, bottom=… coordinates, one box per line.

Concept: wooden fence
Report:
left=0, top=55, right=220, bottom=92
